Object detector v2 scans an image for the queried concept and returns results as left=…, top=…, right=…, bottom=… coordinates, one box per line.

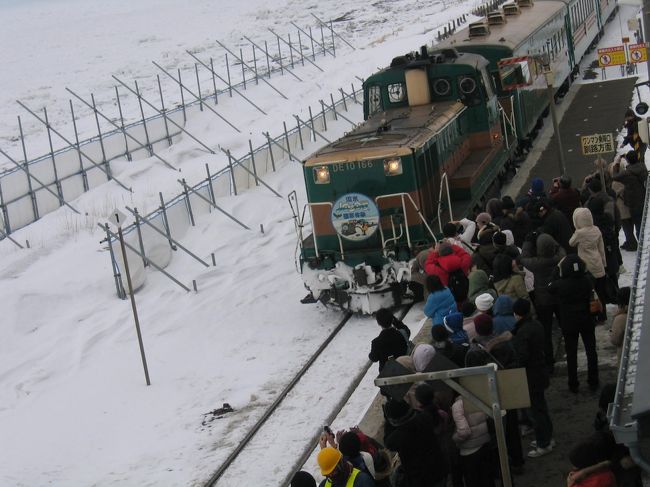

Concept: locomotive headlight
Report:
left=313, top=165, right=330, bottom=184
left=384, top=157, right=403, bottom=176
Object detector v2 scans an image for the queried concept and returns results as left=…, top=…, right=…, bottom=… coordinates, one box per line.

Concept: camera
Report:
left=323, top=425, right=333, bottom=436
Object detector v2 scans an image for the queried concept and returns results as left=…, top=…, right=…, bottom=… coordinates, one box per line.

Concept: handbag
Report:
left=590, top=290, right=603, bottom=315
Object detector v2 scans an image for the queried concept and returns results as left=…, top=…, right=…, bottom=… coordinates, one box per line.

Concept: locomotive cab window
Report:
left=368, top=85, right=382, bottom=116
left=457, top=75, right=481, bottom=106
left=387, top=83, right=406, bottom=103
left=432, top=77, right=453, bottom=97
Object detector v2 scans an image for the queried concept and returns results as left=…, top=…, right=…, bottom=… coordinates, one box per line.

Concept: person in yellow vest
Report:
left=317, top=447, right=375, bottom=487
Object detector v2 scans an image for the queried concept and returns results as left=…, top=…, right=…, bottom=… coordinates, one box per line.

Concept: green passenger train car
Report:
left=294, top=0, right=613, bottom=314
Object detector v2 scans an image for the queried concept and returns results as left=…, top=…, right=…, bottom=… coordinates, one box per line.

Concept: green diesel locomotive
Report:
left=296, top=0, right=615, bottom=313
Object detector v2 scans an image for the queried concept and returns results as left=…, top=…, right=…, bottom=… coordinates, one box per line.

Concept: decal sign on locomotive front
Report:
left=330, top=193, right=380, bottom=241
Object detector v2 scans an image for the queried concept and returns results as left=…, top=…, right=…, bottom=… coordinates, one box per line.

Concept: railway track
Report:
left=203, top=305, right=411, bottom=486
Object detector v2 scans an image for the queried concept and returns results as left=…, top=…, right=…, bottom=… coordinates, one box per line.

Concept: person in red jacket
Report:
left=424, top=241, right=472, bottom=286
left=566, top=434, right=617, bottom=487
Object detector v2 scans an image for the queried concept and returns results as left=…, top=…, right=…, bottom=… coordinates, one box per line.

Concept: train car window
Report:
left=387, top=83, right=406, bottom=103
left=432, top=77, right=452, bottom=97
left=368, top=85, right=382, bottom=115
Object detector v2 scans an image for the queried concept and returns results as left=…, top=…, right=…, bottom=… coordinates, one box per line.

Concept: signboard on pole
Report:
left=629, top=43, right=649, bottom=64
left=580, top=133, right=616, bottom=155
left=597, top=46, right=627, bottom=67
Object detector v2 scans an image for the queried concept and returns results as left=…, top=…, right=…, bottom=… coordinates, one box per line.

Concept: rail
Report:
left=280, top=304, right=412, bottom=486
left=204, top=310, right=354, bottom=486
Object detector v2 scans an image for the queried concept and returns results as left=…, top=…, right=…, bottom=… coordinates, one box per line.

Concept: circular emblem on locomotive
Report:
left=330, top=192, right=380, bottom=241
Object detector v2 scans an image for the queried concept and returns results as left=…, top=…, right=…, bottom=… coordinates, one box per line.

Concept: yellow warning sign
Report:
left=597, top=46, right=627, bottom=67
left=629, top=43, right=649, bottom=64
left=581, top=133, right=615, bottom=156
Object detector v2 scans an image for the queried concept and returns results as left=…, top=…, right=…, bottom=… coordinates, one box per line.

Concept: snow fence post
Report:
left=17, top=116, right=39, bottom=221
left=43, top=108, right=65, bottom=206
left=111, top=213, right=151, bottom=386
left=114, top=87, right=132, bottom=162
left=69, top=101, right=90, bottom=191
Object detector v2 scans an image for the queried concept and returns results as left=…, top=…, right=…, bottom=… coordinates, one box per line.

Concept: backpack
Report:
left=447, top=268, right=469, bottom=302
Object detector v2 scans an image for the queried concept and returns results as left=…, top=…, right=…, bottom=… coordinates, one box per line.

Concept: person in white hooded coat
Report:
left=569, top=208, right=608, bottom=321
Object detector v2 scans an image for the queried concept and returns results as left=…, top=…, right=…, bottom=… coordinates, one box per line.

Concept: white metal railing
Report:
left=498, top=97, right=517, bottom=149
left=305, top=201, right=345, bottom=260
left=376, top=192, right=437, bottom=251
left=438, top=172, right=454, bottom=233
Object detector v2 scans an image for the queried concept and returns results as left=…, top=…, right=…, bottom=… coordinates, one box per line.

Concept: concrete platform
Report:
left=516, top=77, right=638, bottom=198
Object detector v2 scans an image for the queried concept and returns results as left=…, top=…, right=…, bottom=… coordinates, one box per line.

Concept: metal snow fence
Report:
left=103, top=86, right=362, bottom=297
left=0, top=19, right=353, bottom=239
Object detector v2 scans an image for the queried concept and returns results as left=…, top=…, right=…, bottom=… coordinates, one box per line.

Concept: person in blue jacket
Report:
left=424, top=275, right=457, bottom=327
left=441, top=310, right=468, bottom=345
left=492, top=295, right=517, bottom=335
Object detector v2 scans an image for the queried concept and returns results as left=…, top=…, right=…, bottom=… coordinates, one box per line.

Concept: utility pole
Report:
left=110, top=209, right=151, bottom=386
left=544, top=68, right=567, bottom=176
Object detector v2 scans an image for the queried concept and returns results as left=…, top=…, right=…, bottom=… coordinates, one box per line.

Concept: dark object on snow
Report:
left=202, top=403, right=234, bottom=426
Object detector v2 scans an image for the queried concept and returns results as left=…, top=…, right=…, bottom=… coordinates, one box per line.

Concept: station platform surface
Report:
left=517, top=77, right=638, bottom=198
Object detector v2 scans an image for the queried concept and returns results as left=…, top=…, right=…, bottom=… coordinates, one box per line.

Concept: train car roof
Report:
left=439, top=1, right=566, bottom=52
left=304, top=101, right=465, bottom=166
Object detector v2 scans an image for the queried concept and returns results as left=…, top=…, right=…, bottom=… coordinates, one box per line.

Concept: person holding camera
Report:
left=549, top=176, right=581, bottom=231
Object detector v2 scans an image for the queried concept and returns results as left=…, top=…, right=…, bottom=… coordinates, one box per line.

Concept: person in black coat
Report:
left=549, top=176, right=581, bottom=231
left=384, top=399, right=448, bottom=487
left=548, top=254, right=599, bottom=392
left=536, top=200, right=573, bottom=254
left=369, top=308, right=410, bottom=371
left=512, top=299, right=554, bottom=458
left=431, top=325, right=468, bottom=368
left=613, top=150, right=649, bottom=238
left=520, top=233, right=565, bottom=372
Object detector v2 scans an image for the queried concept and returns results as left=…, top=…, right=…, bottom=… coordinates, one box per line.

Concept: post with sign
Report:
left=580, top=133, right=616, bottom=189
left=598, top=45, right=627, bottom=79
left=110, top=209, right=151, bottom=386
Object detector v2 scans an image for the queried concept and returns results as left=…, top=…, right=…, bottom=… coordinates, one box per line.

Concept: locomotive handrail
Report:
left=381, top=215, right=405, bottom=249
left=498, top=97, right=517, bottom=149
left=376, top=193, right=437, bottom=251
left=437, top=172, right=454, bottom=234
left=305, top=202, right=345, bottom=260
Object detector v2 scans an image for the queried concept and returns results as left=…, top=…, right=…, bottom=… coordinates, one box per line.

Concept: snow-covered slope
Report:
left=0, top=1, right=480, bottom=485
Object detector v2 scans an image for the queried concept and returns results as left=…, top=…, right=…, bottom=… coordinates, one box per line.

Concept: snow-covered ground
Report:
left=0, top=0, right=646, bottom=485
left=0, top=1, right=481, bottom=486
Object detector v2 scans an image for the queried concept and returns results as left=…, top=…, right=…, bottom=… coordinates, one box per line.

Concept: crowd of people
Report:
left=289, top=115, right=648, bottom=486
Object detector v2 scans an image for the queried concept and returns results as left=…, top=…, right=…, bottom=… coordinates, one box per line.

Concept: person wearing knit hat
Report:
left=432, top=323, right=468, bottom=367
left=501, top=195, right=515, bottom=210
left=473, top=313, right=494, bottom=337
left=512, top=298, right=531, bottom=317
left=492, top=231, right=507, bottom=246
left=475, top=212, right=492, bottom=228
left=512, top=297, right=554, bottom=458
left=475, top=292, right=494, bottom=312
left=384, top=398, right=414, bottom=426
left=530, top=177, right=544, bottom=195
left=441, top=311, right=468, bottom=344
left=566, top=434, right=616, bottom=486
